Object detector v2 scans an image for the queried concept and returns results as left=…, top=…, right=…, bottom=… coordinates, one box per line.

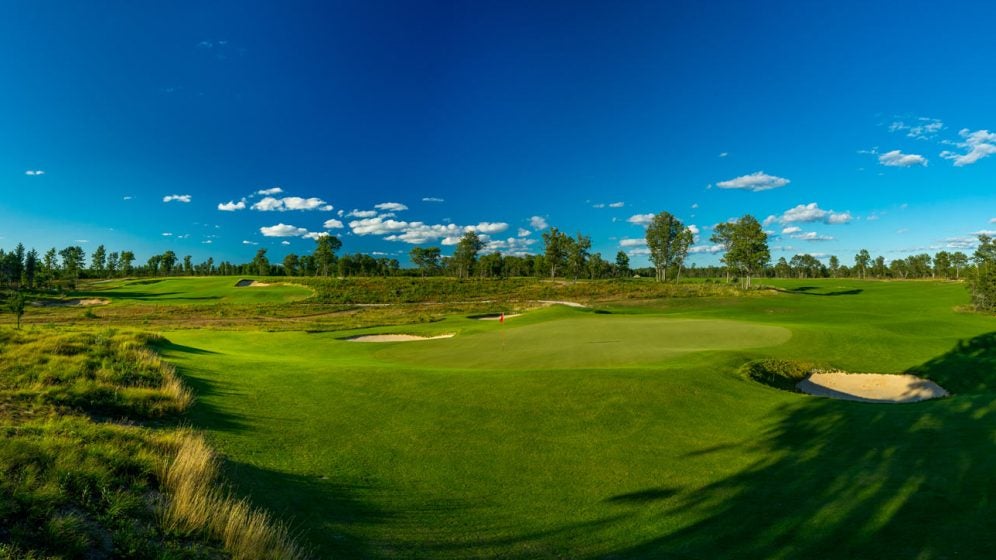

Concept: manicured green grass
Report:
left=159, top=279, right=996, bottom=559
left=76, top=277, right=314, bottom=305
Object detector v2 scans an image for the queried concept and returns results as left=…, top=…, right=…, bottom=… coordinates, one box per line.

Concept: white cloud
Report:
left=689, top=244, right=724, bottom=254
left=349, top=217, right=508, bottom=245
left=619, top=238, right=646, bottom=247
left=769, top=203, right=852, bottom=225
left=202, top=240, right=213, bottom=244
left=348, top=209, right=378, bottom=218
left=990, top=218, right=996, bottom=224
left=252, top=196, right=332, bottom=212
left=716, top=172, right=789, bottom=192
left=422, top=197, right=444, bottom=203
left=375, top=202, right=408, bottom=212
left=791, top=231, right=835, bottom=241
left=350, top=217, right=411, bottom=236
left=940, top=129, right=996, bottom=166
left=466, top=222, right=509, bottom=235
left=691, top=203, right=699, bottom=209
left=608, top=201, right=625, bottom=208
left=218, top=199, right=246, bottom=211
left=975, top=229, right=996, bottom=236
left=123, top=196, right=133, bottom=201
left=889, top=118, right=943, bottom=140
left=260, top=223, right=309, bottom=237
left=517, top=228, right=531, bottom=237
left=323, top=219, right=344, bottom=229
left=627, top=213, right=654, bottom=226
left=242, top=240, right=258, bottom=245
left=781, top=226, right=802, bottom=235
left=163, top=194, right=192, bottom=203
left=162, top=232, right=173, bottom=237
left=878, top=150, right=927, bottom=167
left=688, top=224, right=700, bottom=236
left=303, top=232, right=330, bottom=240
left=24, top=170, right=45, bottom=176
left=718, top=152, right=728, bottom=158
left=281, top=241, right=291, bottom=245
left=592, top=203, right=605, bottom=208
left=483, top=236, right=537, bottom=256
left=257, top=187, right=283, bottom=196
left=530, top=216, right=548, bottom=230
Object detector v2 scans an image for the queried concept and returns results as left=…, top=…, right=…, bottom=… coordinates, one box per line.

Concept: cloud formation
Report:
left=764, top=203, right=852, bottom=226
left=257, top=187, right=283, bottom=196
left=218, top=199, right=246, bottom=211
left=260, top=223, right=310, bottom=237
left=889, top=118, right=943, bottom=140
left=716, top=172, right=789, bottom=192
left=627, top=213, right=654, bottom=226
left=422, top=197, right=444, bottom=203
left=530, top=216, right=548, bottom=230
left=24, top=170, right=45, bottom=176
left=940, top=129, right=996, bottom=166
left=252, top=196, right=332, bottom=212
left=163, top=194, right=192, bottom=203
left=878, top=150, right=927, bottom=167
left=375, top=202, right=408, bottom=212
left=323, top=219, right=344, bottom=229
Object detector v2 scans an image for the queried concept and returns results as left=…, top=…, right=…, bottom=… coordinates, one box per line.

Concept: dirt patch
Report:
left=32, top=298, right=110, bottom=308
left=234, top=279, right=271, bottom=287
left=347, top=333, right=455, bottom=342
left=797, top=372, right=949, bottom=403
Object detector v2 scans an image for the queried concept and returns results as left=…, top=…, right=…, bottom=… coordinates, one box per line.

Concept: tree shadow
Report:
left=769, top=286, right=865, bottom=297
left=219, top=460, right=396, bottom=558
left=907, top=331, right=996, bottom=393
left=591, top=335, right=996, bottom=558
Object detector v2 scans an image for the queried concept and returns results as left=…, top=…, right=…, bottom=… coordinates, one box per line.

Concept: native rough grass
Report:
left=0, top=328, right=309, bottom=559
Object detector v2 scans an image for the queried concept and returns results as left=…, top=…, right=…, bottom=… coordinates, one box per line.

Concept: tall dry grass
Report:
left=159, top=431, right=310, bottom=560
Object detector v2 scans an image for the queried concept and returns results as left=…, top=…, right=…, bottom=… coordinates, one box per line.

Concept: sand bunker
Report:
left=348, top=333, right=455, bottom=342
left=32, top=298, right=110, bottom=307
left=797, top=372, right=948, bottom=403
left=235, top=279, right=271, bottom=287
left=538, top=300, right=586, bottom=308
left=475, top=314, right=522, bottom=321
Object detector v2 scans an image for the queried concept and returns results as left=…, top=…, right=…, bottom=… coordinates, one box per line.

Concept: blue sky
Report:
left=2, top=0, right=994, bottom=267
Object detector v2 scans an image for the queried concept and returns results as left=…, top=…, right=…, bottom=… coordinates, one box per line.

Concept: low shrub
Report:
left=739, top=359, right=824, bottom=392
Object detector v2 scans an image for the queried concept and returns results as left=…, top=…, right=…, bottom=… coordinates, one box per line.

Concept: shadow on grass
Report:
left=220, top=461, right=396, bottom=559
left=587, top=333, right=996, bottom=558
left=767, top=286, right=865, bottom=297
left=908, top=331, right=996, bottom=393
left=156, top=340, right=220, bottom=355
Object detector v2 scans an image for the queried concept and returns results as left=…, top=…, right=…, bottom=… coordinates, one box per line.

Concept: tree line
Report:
left=2, top=224, right=994, bottom=311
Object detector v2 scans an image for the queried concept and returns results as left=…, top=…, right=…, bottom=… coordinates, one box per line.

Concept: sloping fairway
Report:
left=77, top=277, right=313, bottom=305
left=160, top=280, right=996, bottom=559
left=374, top=315, right=791, bottom=369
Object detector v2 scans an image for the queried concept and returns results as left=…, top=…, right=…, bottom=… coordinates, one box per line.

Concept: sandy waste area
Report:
left=348, top=333, right=455, bottom=342
left=798, top=372, right=948, bottom=403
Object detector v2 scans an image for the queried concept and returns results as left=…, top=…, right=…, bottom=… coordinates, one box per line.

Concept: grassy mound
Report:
left=0, top=329, right=308, bottom=559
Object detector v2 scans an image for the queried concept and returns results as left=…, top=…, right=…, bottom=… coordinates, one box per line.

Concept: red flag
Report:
left=499, top=312, right=505, bottom=323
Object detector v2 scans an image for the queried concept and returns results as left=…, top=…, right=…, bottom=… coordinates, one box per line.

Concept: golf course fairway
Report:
left=156, top=279, right=996, bottom=559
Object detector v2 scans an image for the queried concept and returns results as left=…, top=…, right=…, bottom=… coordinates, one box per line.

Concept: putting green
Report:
left=371, top=316, right=792, bottom=369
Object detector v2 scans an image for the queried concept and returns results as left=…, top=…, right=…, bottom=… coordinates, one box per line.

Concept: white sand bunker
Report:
left=538, top=300, right=586, bottom=308
left=235, top=279, right=271, bottom=287
left=798, top=372, right=949, bottom=403
left=475, top=314, right=522, bottom=321
left=32, top=298, right=110, bottom=307
left=348, top=333, right=455, bottom=342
